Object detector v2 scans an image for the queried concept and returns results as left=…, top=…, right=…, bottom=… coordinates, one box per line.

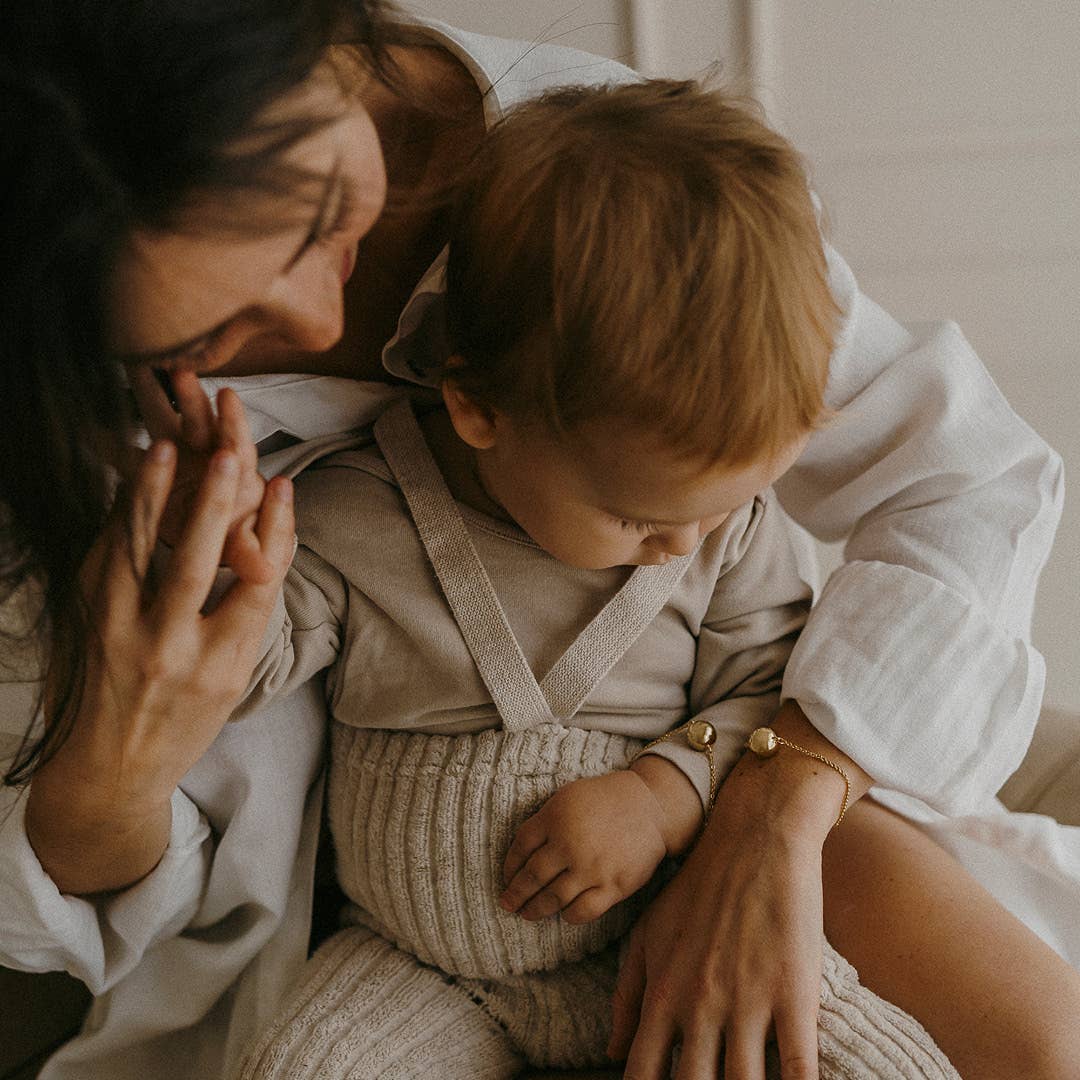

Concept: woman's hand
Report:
left=608, top=703, right=873, bottom=1080
left=25, top=423, right=295, bottom=895
left=130, top=367, right=273, bottom=582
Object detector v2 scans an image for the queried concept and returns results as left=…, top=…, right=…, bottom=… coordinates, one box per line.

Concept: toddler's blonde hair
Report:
left=445, top=79, right=840, bottom=466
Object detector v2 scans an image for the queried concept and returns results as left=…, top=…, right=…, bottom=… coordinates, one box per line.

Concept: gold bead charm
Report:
left=687, top=720, right=717, bottom=751
left=747, top=726, right=780, bottom=757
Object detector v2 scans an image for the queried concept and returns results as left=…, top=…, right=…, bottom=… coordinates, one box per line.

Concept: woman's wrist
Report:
left=709, top=701, right=874, bottom=846
left=26, top=757, right=174, bottom=895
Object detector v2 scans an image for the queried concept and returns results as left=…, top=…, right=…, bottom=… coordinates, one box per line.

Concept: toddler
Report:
left=220, top=81, right=956, bottom=1078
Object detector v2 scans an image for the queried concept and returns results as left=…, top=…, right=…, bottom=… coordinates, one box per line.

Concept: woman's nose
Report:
left=648, top=523, right=701, bottom=557
left=264, top=247, right=346, bottom=353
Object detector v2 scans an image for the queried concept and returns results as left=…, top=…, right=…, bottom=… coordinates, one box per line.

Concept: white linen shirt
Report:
left=0, top=15, right=1064, bottom=1079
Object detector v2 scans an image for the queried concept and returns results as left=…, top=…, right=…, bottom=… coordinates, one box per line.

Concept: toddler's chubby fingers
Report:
left=518, top=870, right=584, bottom=921
left=499, top=843, right=569, bottom=915
left=209, top=480, right=294, bottom=653
left=561, top=886, right=618, bottom=925
left=218, top=476, right=294, bottom=597
left=502, top=813, right=548, bottom=886
left=223, top=515, right=269, bottom=585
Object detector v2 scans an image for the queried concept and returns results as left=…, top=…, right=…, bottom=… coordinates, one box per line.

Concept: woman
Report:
left=2, top=2, right=1078, bottom=1078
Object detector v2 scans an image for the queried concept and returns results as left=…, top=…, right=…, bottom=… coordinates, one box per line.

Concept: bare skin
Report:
left=25, top=419, right=295, bottom=894
left=217, top=44, right=487, bottom=382
left=822, top=797, right=1080, bottom=1080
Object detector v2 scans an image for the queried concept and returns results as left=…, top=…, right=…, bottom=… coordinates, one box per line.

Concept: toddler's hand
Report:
left=131, top=368, right=273, bottom=582
left=499, top=770, right=668, bottom=924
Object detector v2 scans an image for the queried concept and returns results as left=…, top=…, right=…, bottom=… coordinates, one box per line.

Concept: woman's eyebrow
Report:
left=120, top=164, right=343, bottom=366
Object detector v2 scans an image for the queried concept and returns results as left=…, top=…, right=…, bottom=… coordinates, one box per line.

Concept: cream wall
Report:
left=404, top=1, right=1079, bottom=714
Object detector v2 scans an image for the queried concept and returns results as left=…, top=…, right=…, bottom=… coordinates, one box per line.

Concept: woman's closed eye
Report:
left=146, top=324, right=229, bottom=370
left=316, top=187, right=355, bottom=245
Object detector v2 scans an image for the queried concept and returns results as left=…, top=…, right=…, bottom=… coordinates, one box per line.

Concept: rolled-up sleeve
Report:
left=0, top=776, right=211, bottom=994
left=0, top=580, right=212, bottom=994
left=776, top=244, right=1064, bottom=812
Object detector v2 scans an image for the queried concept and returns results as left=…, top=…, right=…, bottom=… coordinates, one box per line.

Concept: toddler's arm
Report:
left=498, top=753, right=700, bottom=924
left=639, top=492, right=814, bottom=813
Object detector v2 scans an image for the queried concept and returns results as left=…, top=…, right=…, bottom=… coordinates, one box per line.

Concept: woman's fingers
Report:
left=96, top=440, right=177, bottom=611
left=216, top=387, right=257, bottom=461
left=154, top=449, right=240, bottom=618
left=720, top=1013, right=769, bottom=1080
left=172, top=370, right=217, bottom=453
left=608, top=926, right=648, bottom=1059
left=674, top=1020, right=724, bottom=1080
left=773, top=1001, right=820, bottom=1080
left=130, top=366, right=182, bottom=440
left=622, top=999, right=679, bottom=1080
left=126, top=441, right=179, bottom=578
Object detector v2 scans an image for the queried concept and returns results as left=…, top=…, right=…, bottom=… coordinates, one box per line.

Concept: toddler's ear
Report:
left=442, top=367, right=498, bottom=450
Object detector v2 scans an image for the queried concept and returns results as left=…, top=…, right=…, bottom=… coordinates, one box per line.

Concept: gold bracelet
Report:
left=745, top=727, right=850, bottom=829
left=632, top=719, right=720, bottom=809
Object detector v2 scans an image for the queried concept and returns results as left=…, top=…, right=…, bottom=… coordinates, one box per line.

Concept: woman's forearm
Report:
left=26, top=764, right=173, bottom=895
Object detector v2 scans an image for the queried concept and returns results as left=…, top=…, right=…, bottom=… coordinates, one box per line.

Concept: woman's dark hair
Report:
left=1, top=0, right=395, bottom=785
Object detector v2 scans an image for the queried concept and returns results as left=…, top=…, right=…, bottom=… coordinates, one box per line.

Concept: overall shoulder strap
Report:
left=375, top=399, right=553, bottom=731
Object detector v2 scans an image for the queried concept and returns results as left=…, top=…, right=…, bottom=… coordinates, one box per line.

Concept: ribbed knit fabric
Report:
left=308, top=725, right=959, bottom=1078
left=233, top=925, right=524, bottom=1080
left=235, top=922, right=958, bottom=1079
left=816, top=947, right=959, bottom=1078
left=237, top=398, right=960, bottom=1078
left=328, top=723, right=647, bottom=978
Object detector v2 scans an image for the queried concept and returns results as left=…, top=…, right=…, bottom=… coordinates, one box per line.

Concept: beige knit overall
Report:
left=236, top=402, right=958, bottom=1080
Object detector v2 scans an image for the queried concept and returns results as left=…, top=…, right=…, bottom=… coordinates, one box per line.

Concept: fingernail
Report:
left=272, top=478, right=293, bottom=504
left=214, top=452, right=238, bottom=475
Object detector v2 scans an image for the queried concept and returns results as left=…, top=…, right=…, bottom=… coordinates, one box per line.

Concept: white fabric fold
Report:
left=783, top=560, right=1045, bottom=811
left=0, top=786, right=209, bottom=993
